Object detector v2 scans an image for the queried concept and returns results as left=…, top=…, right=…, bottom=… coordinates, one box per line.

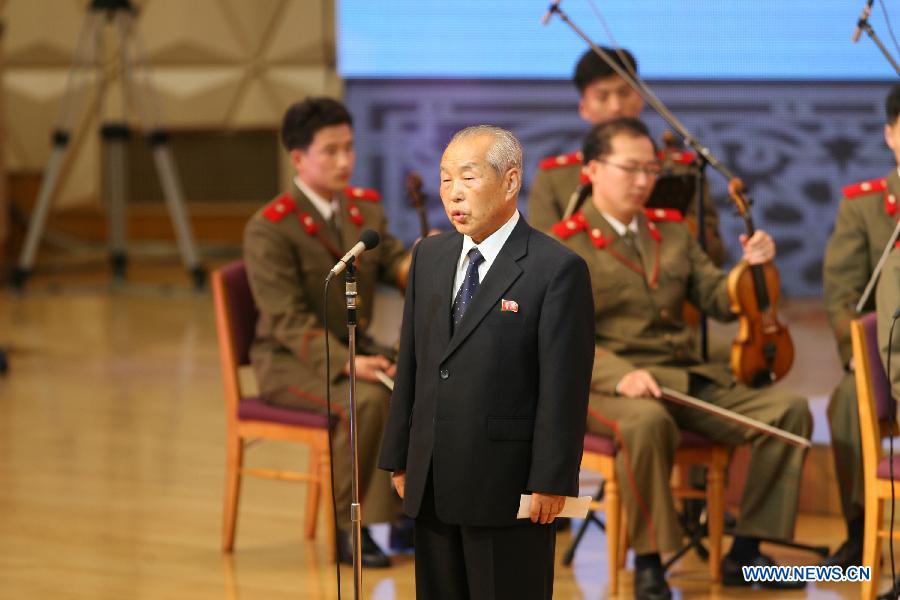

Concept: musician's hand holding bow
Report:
left=616, top=369, right=662, bottom=398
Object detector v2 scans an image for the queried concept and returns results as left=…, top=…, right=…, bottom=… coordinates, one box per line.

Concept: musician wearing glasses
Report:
left=822, top=84, right=900, bottom=570
left=527, top=46, right=725, bottom=267
left=551, top=117, right=811, bottom=600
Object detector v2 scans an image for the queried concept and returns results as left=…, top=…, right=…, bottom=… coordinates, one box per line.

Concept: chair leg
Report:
left=304, top=446, right=322, bottom=540
left=618, top=512, right=629, bottom=569
left=862, top=496, right=884, bottom=600
left=222, top=434, right=244, bottom=552
left=605, top=474, right=621, bottom=595
left=706, top=457, right=726, bottom=584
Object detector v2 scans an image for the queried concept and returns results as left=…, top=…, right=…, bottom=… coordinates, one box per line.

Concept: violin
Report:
left=725, top=178, right=794, bottom=387
left=405, top=172, right=430, bottom=239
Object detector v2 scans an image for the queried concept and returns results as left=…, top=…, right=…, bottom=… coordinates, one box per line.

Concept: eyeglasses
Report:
left=597, top=159, right=662, bottom=178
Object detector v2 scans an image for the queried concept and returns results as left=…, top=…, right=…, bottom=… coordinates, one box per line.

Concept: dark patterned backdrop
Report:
left=345, top=79, right=896, bottom=297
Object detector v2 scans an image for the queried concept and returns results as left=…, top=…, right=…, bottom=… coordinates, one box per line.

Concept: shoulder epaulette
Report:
left=539, top=151, right=582, bottom=171
left=658, top=149, right=696, bottom=166
left=262, top=194, right=296, bottom=223
left=644, top=207, right=684, bottom=222
left=842, top=178, right=888, bottom=199
left=344, top=186, right=381, bottom=202
left=551, top=212, right=587, bottom=239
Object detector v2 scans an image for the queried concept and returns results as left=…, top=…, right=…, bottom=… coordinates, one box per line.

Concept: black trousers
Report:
left=414, top=471, right=556, bottom=600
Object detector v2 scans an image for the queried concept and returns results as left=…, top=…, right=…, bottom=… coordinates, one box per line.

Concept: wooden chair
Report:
left=213, top=260, right=335, bottom=558
left=578, top=430, right=728, bottom=594
left=852, top=313, right=899, bottom=599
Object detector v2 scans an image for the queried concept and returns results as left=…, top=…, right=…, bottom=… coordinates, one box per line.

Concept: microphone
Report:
left=852, top=0, right=875, bottom=43
left=541, top=0, right=561, bottom=25
left=326, top=229, right=380, bottom=281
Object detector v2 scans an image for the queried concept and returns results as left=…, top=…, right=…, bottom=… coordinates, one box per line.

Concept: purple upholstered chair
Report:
left=213, top=260, right=334, bottom=558
left=853, top=313, right=899, bottom=599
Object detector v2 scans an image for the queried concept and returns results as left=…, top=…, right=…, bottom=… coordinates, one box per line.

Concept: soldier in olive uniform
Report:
left=822, top=84, right=900, bottom=568
left=527, top=46, right=725, bottom=267
left=551, top=118, right=811, bottom=600
left=244, top=98, right=412, bottom=567
left=877, top=248, right=899, bottom=404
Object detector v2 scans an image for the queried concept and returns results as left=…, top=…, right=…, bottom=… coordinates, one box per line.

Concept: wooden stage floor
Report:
left=0, top=260, right=892, bottom=598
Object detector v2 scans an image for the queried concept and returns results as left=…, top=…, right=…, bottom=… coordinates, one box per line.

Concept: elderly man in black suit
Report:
left=378, top=125, right=595, bottom=599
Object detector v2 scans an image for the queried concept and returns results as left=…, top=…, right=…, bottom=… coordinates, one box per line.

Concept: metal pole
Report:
left=345, top=259, right=363, bottom=599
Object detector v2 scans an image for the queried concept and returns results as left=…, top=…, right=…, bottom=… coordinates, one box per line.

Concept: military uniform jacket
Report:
left=824, top=170, right=900, bottom=366
left=244, top=183, right=409, bottom=398
left=528, top=147, right=726, bottom=265
left=551, top=200, right=735, bottom=394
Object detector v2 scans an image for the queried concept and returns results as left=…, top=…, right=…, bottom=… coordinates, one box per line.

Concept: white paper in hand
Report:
left=516, top=494, right=592, bottom=519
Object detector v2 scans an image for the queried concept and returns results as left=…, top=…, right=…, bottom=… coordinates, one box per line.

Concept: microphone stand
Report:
left=696, top=159, right=710, bottom=361
left=854, top=4, right=900, bottom=77
left=345, top=258, right=363, bottom=599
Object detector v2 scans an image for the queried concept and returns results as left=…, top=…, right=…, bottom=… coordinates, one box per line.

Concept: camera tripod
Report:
left=12, top=0, right=205, bottom=290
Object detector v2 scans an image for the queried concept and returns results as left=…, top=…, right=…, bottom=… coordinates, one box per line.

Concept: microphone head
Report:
left=360, top=229, right=380, bottom=250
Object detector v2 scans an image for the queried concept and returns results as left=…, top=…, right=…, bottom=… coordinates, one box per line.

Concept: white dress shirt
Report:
left=295, top=176, right=340, bottom=223
left=452, top=210, right=520, bottom=300
left=600, top=211, right=639, bottom=237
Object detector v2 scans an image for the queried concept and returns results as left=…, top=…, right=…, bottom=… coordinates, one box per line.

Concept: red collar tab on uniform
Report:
left=262, top=194, right=296, bottom=223
left=886, top=192, right=898, bottom=216
left=842, top=178, right=888, bottom=199
left=346, top=202, right=364, bottom=226
left=579, top=171, right=590, bottom=185
left=539, top=151, right=583, bottom=171
left=344, top=186, right=381, bottom=202
left=658, top=149, right=696, bottom=165
left=644, top=207, right=683, bottom=223
left=297, top=212, right=320, bottom=235
left=551, top=211, right=587, bottom=239
left=646, top=220, right=663, bottom=242
left=588, top=226, right=608, bottom=249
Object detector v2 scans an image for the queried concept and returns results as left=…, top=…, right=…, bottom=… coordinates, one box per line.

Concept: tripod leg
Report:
left=147, top=133, right=206, bottom=289
left=13, top=11, right=104, bottom=290
left=13, top=134, right=71, bottom=289
left=102, top=123, right=131, bottom=280
left=115, top=12, right=205, bottom=289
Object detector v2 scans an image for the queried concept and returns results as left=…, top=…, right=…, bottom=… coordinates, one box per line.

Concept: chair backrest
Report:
left=217, top=260, right=259, bottom=366
left=862, top=313, right=896, bottom=422
left=852, top=313, right=895, bottom=485
left=213, top=260, right=259, bottom=421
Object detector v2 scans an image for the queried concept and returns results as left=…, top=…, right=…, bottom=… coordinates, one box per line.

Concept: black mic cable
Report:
left=889, top=306, right=899, bottom=599
left=323, top=279, right=342, bottom=599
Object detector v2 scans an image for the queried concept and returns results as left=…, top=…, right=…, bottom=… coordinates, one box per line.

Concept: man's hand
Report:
left=392, top=471, right=406, bottom=499
left=616, top=369, right=662, bottom=398
left=740, top=230, right=776, bottom=265
left=530, top=492, right=565, bottom=524
left=345, top=355, right=394, bottom=383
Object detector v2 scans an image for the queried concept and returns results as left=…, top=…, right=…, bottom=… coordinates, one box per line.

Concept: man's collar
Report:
left=600, top=210, right=639, bottom=236
left=294, top=176, right=338, bottom=220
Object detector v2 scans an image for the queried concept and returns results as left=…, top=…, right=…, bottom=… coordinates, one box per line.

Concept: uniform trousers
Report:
left=587, top=374, right=812, bottom=555
left=267, top=379, right=399, bottom=529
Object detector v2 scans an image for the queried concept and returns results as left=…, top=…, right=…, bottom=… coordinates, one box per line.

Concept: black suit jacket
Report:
left=378, top=216, right=595, bottom=527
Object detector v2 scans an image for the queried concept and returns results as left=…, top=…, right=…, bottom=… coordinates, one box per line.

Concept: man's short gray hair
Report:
left=449, top=125, right=523, bottom=175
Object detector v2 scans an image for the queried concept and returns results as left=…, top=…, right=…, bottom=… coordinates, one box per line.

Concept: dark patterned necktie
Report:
left=451, top=247, right=485, bottom=331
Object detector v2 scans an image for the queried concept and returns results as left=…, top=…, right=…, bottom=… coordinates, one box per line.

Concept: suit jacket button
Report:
left=439, top=369, right=449, bottom=380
